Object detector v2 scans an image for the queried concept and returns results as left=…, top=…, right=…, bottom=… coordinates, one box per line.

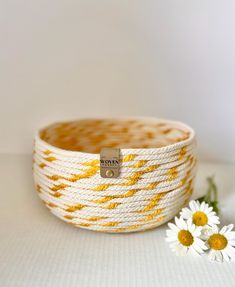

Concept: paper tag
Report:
left=100, top=148, right=120, bottom=178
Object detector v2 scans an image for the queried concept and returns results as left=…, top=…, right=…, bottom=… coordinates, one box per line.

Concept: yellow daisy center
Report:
left=208, top=234, right=228, bottom=250
left=178, top=230, right=194, bottom=246
left=192, top=211, right=208, bottom=226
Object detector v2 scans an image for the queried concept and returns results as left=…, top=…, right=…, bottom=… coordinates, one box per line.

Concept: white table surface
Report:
left=1, top=154, right=235, bottom=287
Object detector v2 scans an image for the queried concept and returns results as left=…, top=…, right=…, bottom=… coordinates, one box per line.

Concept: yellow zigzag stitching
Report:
left=137, top=193, right=166, bottom=213
left=48, top=166, right=99, bottom=182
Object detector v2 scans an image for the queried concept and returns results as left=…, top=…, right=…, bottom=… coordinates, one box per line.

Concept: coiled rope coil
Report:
left=33, top=117, right=197, bottom=233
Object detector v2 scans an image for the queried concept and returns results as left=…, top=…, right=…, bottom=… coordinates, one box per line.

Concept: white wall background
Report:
left=1, top=0, right=235, bottom=162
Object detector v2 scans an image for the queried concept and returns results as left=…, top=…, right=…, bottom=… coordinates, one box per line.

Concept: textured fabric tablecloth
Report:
left=1, top=154, right=235, bottom=287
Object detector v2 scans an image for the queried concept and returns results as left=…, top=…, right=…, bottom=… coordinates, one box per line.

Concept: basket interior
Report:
left=39, top=118, right=191, bottom=153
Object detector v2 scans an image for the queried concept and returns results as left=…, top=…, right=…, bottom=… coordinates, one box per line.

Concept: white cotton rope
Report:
left=33, top=117, right=197, bottom=233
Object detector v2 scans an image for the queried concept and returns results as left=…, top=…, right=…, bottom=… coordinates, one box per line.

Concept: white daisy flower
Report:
left=207, top=224, right=235, bottom=262
left=166, top=217, right=207, bottom=256
left=180, top=200, right=220, bottom=233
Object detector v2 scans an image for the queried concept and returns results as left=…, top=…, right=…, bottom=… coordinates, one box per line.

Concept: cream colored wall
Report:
left=1, top=0, right=235, bottom=162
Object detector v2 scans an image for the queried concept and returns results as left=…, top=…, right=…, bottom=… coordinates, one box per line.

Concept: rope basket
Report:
left=33, top=117, right=197, bottom=233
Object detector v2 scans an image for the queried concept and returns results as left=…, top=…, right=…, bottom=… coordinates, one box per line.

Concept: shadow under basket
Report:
left=33, top=117, right=197, bottom=233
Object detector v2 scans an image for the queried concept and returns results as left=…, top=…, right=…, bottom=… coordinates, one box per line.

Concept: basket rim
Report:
left=34, top=116, right=196, bottom=158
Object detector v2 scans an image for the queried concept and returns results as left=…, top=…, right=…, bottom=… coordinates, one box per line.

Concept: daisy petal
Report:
left=214, top=251, right=223, bottom=262
left=193, top=226, right=202, bottom=237
left=224, top=224, right=234, bottom=234
left=226, top=245, right=235, bottom=258
left=220, top=226, right=228, bottom=235
left=175, top=217, right=183, bottom=229
left=180, top=246, right=188, bottom=256
left=168, top=222, right=179, bottom=232
left=228, top=240, right=235, bottom=246
left=208, top=250, right=216, bottom=261
left=226, top=231, right=235, bottom=240
left=200, top=201, right=205, bottom=211
left=195, top=238, right=208, bottom=250
left=175, top=244, right=186, bottom=256
left=166, top=236, right=177, bottom=242
left=166, top=230, right=176, bottom=237
left=169, top=241, right=180, bottom=251
left=222, top=250, right=230, bottom=262
left=192, top=243, right=204, bottom=254
left=227, top=224, right=234, bottom=231
left=180, top=208, right=192, bottom=219
left=209, top=216, right=220, bottom=224
left=179, top=217, right=187, bottom=230
left=189, top=200, right=197, bottom=212
left=190, top=246, right=201, bottom=256
left=206, top=206, right=213, bottom=213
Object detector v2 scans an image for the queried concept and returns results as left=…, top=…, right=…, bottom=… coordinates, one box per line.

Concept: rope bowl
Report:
left=33, top=117, right=197, bottom=233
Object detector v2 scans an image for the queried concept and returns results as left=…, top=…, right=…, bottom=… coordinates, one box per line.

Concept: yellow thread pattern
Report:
left=47, top=202, right=57, bottom=208
left=130, top=160, right=148, bottom=168
left=90, top=190, right=139, bottom=205
left=65, top=204, right=85, bottom=212
left=143, top=182, right=159, bottom=190
left=91, top=196, right=114, bottom=204
left=137, top=193, right=166, bottom=213
left=167, top=167, right=178, bottom=180
left=122, top=154, right=137, bottom=162
left=101, top=221, right=121, bottom=227
left=48, top=166, right=99, bottom=182
left=140, top=208, right=165, bottom=222
left=64, top=215, right=74, bottom=220
left=115, top=224, right=142, bottom=232
left=43, top=150, right=52, bottom=155
left=91, top=184, right=113, bottom=191
left=104, top=202, right=120, bottom=209
left=51, top=183, right=69, bottom=192
left=81, top=160, right=99, bottom=166
left=39, top=163, right=46, bottom=168
left=44, top=156, right=57, bottom=162
left=179, top=146, right=187, bottom=160
left=51, top=192, right=62, bottom=198
left=86, top=216, right=107, bottom=222
left=79, top=223, right=91, bottom=227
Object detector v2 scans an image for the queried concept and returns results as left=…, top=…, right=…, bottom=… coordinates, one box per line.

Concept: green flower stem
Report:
left=198, top=176, right=219, bottom=214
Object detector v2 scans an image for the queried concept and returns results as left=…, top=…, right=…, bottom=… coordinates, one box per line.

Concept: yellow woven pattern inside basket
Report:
left=39, top=118, right=191, bottom=153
